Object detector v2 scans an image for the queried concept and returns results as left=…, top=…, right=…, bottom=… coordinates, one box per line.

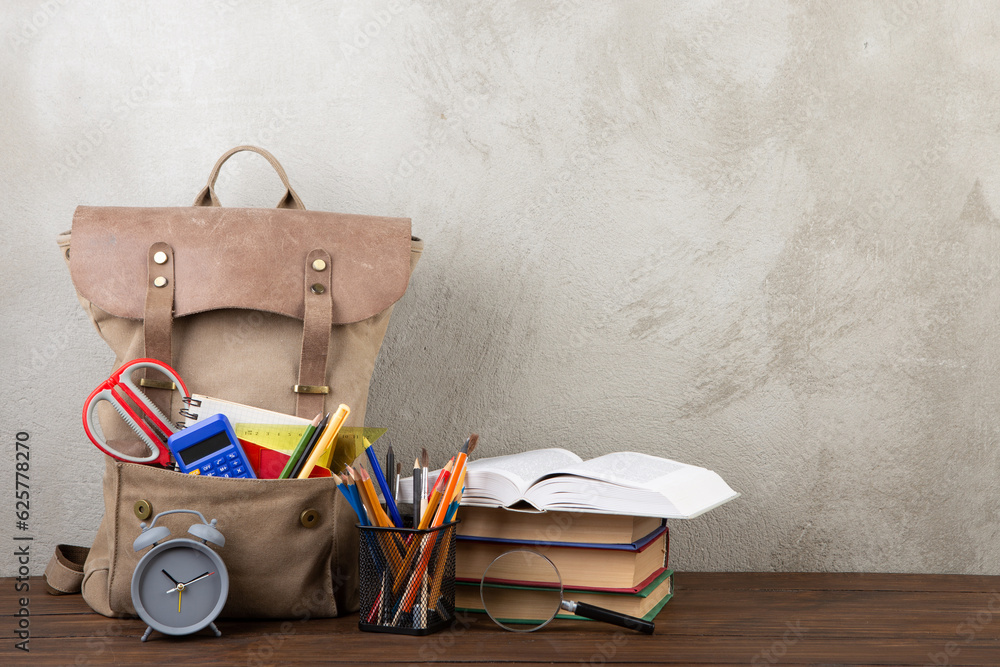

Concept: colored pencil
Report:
left=395, top=461, right=402, bottom=505
left=365, top=443, right=403, bottom=527
left=357, top=467, right=392, bottom=528
left=341, top=472, right=369, bottom=526
left=385, top=442, right=395, bottom=499
left=411, top=458, right=422, bottom=526
left=398, top=435, right=478, bottom=617
left=418, top=459, right=453, bottom=530
left=420, top=447, right=429, bottom=522
left=431, top=436, right=475, bottom=528
left=297, top=404, right=350, bottom=479
left=278, top=413, right=321, bottom=479
left=287, top=412, right=329, bottom=479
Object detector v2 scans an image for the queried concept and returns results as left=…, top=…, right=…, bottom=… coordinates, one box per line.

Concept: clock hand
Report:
left=165, top=571, right=218, bottom=594
left=181, top=571, right=215, bottom=587
left=162, top=569, right=179, bottom=586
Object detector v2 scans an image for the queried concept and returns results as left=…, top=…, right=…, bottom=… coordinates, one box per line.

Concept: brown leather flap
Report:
left=69, top=205, right=413, bottom=324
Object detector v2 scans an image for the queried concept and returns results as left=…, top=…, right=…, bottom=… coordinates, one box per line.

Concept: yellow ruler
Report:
left=235, top=424, right=387, bottom=471
left=235, top=424, right=308, bottom=452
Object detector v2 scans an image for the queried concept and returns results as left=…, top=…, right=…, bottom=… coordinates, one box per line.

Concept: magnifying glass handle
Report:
left=564, top=601, right=655, bottom=634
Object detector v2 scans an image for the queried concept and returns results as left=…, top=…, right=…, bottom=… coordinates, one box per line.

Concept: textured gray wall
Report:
left=3, top=1, right=999, bottom=577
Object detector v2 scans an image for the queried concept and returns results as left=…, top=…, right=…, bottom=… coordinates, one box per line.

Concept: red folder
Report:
left=239, top=439, right=331, bottom=479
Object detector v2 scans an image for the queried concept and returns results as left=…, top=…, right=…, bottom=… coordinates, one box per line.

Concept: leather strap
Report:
left=193, top=145, right=306, bottom=210
left=43, top=545, right=89, bottom=595
left=143, top=242, right=176, bottom=412
left=295, top=249, right=333, bottom=418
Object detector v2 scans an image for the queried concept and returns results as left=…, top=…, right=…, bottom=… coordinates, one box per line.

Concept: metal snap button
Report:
left=153, top=251, right=168, bottom=265
left=310, top=283, right=325, bottom=295
left=300, top=509, right=320, bottom=528
left=312, top=259, right=327, bottom=271
left=134, top=500, right=152, bottom=520
left=153, top=276, right=168, bottom=288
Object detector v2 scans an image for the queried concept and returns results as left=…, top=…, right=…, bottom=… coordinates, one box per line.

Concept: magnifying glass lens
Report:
left=480, top=549, right=656, bottom=634
left=480, top=550, right=562, bottom=632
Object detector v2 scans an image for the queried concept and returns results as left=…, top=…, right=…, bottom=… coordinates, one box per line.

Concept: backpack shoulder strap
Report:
left=43, top=545, right=89, bottom=595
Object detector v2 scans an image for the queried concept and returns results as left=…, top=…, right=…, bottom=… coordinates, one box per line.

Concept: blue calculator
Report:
left=167, top=413, right=256, bottom=478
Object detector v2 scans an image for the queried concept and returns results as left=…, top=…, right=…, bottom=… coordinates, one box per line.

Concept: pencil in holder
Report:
left=357, top=521, right=459, bottom=635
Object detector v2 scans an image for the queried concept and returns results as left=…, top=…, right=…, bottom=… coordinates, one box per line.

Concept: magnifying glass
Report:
left=479, top=549, right=655, bottom=634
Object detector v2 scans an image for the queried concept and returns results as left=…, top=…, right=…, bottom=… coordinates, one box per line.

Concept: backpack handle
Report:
left=194, top=145, right=306, bottom=210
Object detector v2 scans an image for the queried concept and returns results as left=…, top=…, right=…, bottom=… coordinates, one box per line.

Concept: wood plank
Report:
left=31, top=589, right=1000, bottom=642
left=12, top=574, right=1000, bottom=612
left=658, top=589, right=1000, bottom=638
left=678, top=571, right=1000, bottom=592
left=13, top=572, right=1000, bottom=616
left=7, top=575, right=1000, bottom=665
left=6, top=634, right=1000, bottom=665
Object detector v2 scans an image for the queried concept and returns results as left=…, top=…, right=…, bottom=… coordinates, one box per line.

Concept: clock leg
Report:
left=209, top=622, right=222, bottom=637
left=141, top=626, right=153, bottom=642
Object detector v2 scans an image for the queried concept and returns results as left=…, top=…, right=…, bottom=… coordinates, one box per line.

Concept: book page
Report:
left=537, top=452, right=690, bottom=488
left=465, top=448, right=583, bottom=489
left=398, top=448, right=582, bottom=504
left=528, top=451, right=739, bottom=518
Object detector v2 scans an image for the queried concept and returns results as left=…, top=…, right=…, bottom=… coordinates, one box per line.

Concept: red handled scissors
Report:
left=82, top=358, right=190, bottom=466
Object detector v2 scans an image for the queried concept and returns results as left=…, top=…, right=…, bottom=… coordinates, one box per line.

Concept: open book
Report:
left=400, top=448, right=738, bottom=519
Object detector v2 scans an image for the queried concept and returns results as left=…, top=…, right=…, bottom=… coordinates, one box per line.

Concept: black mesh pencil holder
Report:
left=358, top=521, right=459, bottom=635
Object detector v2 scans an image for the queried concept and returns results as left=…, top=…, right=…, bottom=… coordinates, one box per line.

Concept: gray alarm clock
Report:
left=131, top=509, right=229, bottom=642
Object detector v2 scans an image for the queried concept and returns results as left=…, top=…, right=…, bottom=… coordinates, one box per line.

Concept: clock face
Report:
left=132, top=540, right=228, bottom=635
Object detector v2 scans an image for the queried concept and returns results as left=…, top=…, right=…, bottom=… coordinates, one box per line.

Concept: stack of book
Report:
left=454, top=507, right=674, bottom=624
left=401, top=448, right=738, bottom=626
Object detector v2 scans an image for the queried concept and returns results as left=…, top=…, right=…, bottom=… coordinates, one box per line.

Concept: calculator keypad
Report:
left=194, top=450, right=254, bottom=478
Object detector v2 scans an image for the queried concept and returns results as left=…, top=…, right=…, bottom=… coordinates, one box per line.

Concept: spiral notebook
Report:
left=182, top=395, right=385, bottom=469
left=181, top=394, right=311, bottom=429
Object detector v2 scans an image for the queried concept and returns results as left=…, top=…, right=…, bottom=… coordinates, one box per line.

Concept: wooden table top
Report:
left=4, top=572, right=1000, bottom=665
